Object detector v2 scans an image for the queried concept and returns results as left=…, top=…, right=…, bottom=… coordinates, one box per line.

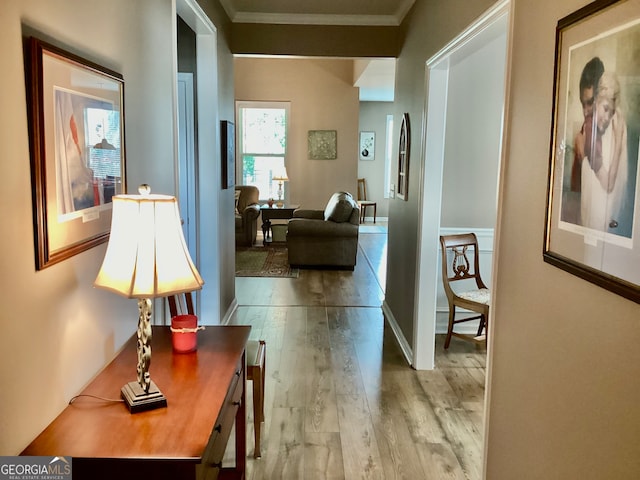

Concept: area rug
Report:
left=235, top=245, right=299, bottom=278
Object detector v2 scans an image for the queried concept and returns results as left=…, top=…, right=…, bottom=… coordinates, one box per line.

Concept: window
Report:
left=384, top=114, right=393, bottom=198
left=236, top=101, right=289, bottom=200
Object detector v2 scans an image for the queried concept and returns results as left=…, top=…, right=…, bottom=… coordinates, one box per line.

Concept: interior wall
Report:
left=0, top=0, right=234, bottom=455
left=386, top=0, right=496, bottom=349
left=196, top=0, right=237, bottom=324
left=0, top=0, right=173, bottom=454
left=234, top=57, right=360, bottom=209
left=358, top=102, right=392, bottom=218
left=440, top=24, right=506, bottom=228
left=485, top=0, right=640, bottom=477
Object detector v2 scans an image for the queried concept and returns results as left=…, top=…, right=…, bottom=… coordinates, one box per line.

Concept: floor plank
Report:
left=231, top=225, right=486, bottom=480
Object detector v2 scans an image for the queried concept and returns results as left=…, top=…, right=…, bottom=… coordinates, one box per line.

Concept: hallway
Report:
left=228, top=225, right=486, bottom=479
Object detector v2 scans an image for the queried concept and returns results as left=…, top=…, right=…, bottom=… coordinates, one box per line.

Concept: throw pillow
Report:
left=324, top=192, right=355, bottom=223
left=234, top=189, right=241, bottom=215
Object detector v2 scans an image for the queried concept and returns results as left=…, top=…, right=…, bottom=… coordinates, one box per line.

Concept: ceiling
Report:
left=219, top=0, right=416, bottom=26
left=222, top=0, right=406, bottom=101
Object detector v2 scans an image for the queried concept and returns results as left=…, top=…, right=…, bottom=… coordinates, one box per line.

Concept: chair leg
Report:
left=444, top=307, right=455, bottom=349
left=261, top=354, right=266, bottom=423
left=477, top=315, right=486, bottom=337
left=252, top=367, right=264, bottom=458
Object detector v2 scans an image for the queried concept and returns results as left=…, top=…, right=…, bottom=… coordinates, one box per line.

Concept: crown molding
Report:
left=219, top=0, right=415, bottom=27
left=231, top=12, right=400, bottom=26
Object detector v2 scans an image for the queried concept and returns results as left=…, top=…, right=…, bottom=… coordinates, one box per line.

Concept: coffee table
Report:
left=260, top=204, right=299, bottom=245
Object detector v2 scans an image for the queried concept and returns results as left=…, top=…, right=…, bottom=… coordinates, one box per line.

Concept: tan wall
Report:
left=389, top=0, right=640, bottom=476
left=0, top=0, right=235, bottom=455
left=234, top=57, right=360, bottom=209
left=231, top=23, right=400, bottom=58
left=485, top=0, right=640, bottom=477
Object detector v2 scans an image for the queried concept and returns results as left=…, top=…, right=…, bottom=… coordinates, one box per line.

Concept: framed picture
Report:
left=27, top=37, right=126, bottom=270
left=544, top=0, right=640, bottom=303
left=221, top=120, right=235, bottom=189
left=359, top=131, right=375, bottom=160
left=308, top=130, right=337, bottom=160
left=397, top=113, right=410, bottom=200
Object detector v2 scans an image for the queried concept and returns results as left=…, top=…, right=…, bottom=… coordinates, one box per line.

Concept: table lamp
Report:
left=272, top=167, right=289, bottom=207
left=94, top=185, right=204, bottom=413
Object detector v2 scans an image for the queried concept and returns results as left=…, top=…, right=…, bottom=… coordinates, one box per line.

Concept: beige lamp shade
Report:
left=94, top=189, right=204, bottom=298
left=272, top=167, right=289, bottom=182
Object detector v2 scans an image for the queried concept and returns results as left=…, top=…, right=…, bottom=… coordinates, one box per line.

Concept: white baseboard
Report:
left=382, top=300, right=413, bottom=366
left=220, top=297, right=239, bottom=326
left=361, top=216, right=389, bottom=223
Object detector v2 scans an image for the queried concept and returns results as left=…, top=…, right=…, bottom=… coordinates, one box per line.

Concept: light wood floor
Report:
left=228, top=225, right=486, bottom=479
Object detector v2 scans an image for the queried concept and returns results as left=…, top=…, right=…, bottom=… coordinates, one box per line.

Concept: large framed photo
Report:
left=28, top=37, right=125, bottom=270
left=544, top=0, right=640, bottom=303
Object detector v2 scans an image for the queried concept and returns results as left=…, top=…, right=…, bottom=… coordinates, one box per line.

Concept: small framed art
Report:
left=221, top=120, right=235, bottom=189
left=397, top=113, right=410, bottom=201
left=359, top=131, right=375, bottom=160
left=308, top=130, right=337, bottom=160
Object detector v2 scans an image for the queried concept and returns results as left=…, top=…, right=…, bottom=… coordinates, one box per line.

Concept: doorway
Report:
left=413, top=0, right=510, bottom=370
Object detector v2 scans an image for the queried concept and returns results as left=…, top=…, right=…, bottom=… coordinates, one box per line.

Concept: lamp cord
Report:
left=68, top=394, right=125, bottom=405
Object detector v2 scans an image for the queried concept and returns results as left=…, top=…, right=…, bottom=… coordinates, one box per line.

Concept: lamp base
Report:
left=121, top=380, right=167, bottom=414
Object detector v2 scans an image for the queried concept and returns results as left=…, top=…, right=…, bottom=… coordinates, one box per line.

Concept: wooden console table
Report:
left=260, top=204, right=299, bottom=245
left=22, top=326, right=251, bottom=480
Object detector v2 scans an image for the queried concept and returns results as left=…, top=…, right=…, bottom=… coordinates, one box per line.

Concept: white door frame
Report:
left=174, top=0, right=220, bottom=321
left=412, top=0, right=510, bottom=370
left=177, top=72, right=197, bottom=258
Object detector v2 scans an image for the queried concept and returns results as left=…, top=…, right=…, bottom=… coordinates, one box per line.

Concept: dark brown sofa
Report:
left=286, top=192, right=359, bottom=269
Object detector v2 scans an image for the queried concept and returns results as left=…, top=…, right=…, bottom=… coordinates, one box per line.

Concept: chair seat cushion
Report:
left=458, top=288, right=490, bottom=305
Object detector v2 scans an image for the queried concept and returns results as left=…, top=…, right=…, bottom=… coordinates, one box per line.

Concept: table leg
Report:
left=262, top=220, right=271, bottom=246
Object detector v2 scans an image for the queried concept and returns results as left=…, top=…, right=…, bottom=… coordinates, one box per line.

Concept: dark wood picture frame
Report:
left=221, top=120, right=235, bottom=189
left=544, top=0, right=640, bottom=303
left=397, top=113, right=410, bottom=200
left=27, top=37, right=126, bottom=270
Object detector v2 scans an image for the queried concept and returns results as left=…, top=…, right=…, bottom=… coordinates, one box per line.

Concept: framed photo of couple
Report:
left=545, top=0, right=640, bottom=303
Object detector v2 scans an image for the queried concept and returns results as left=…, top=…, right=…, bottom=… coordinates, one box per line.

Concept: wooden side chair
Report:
left=439, top=233, right=490, bottom=349
left=167, top=291, right=195, bottom=317
left=357, top=178, right=377, bottom=223
left=167, top=293, right=266, bottom=458
left=246, top=339, right=266, bottom=458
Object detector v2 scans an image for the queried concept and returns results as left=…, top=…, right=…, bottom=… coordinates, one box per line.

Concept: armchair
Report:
left=287, top=191, right=360, bottom=269
left=235, top=185, right=260, bottom=246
